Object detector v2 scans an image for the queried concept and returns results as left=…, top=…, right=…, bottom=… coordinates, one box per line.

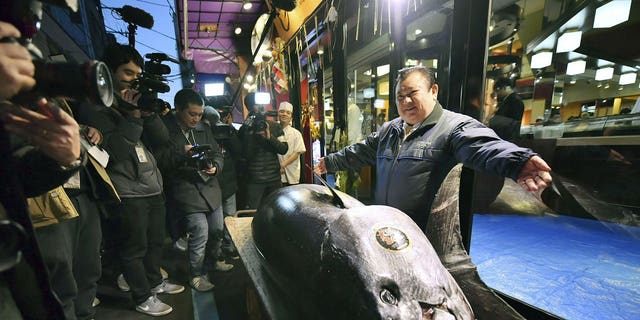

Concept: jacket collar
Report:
left=396, top=101, right=444, bottom=133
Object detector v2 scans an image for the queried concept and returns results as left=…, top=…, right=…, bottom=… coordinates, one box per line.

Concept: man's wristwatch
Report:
left=59, top=150, right=87, bottom=171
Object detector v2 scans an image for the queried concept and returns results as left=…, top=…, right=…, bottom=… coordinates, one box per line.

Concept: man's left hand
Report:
left=516, top=155, right=552, bottom=192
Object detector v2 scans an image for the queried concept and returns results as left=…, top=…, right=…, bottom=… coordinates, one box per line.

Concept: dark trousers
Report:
left=69, top=193, right=102, bottom=320
left=35, top=219, right=77, bottom=320
left=110, top=195, right=166, bottom=304
left=244, top=180, right=282, bottom=210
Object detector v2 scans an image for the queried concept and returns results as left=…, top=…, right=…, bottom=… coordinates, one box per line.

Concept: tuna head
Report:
left=317, top=205, right=474, bottom=320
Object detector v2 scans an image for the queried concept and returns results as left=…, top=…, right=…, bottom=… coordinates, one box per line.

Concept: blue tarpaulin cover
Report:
left=470, top=214, right=640, bottom=320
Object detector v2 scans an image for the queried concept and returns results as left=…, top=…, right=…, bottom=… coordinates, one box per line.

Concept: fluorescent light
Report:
left=530, top=51, right=553, bottom=69
left=556, top=30, right=582, bottom=53
left=377, top=64, right=390, bottom=77
left=363, top=88, right=375, bottom=98
left=374, top=99, right=385, bottom=109
left=593, top=0, right=632, bottom=28
left=566, top=60, right=586, bottom=75
left=595, top=67, right=614, bottom=81
left=204, top=82, right=225, bottom=96
left=619, top=73, right=637, bottom=85
left=255, top=92, right=271, bottom=105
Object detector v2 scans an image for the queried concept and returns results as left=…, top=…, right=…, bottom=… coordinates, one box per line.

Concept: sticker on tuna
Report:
left=375, top=227, right=410, bottom=251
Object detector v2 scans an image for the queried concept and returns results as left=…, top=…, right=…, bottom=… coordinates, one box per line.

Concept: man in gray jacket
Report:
left=88, top=44, right=183, bottom=317
left=314, top=66, right=552, bottom=229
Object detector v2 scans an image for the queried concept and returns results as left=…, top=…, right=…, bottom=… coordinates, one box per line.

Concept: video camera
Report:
left=125, top=53, right=175, bottom=113
left=2, top=0, right=114, bottom=107
left=187, top=144, right=215, bottom=171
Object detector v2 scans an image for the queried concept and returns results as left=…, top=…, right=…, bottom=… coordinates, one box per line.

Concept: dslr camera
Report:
left=187, top=144, right=215, bottom=171
left=2, top=0, right=114, bottom=107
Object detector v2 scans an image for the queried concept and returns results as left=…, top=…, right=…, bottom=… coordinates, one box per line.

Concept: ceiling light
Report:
left=595, top=67, right=614, bottom=81
left=414, top=28, right=422, bottom=35
left=530, top=51, right=553, bottom=69
left=234, top=26, right=242, bottom=35
left=619, top=73, right=637, bottom=85
left=243, top=1, right=253, bottom=10
left=593, top=0, right=632, bottom=28
left=556, top=30, right=582, bottom=53
left=566, top=59, right=586, bottom=75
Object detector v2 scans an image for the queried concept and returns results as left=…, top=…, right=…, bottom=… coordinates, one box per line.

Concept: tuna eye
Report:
left=379, top=288, right=398, bottom=305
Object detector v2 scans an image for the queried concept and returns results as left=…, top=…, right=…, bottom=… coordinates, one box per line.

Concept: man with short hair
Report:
left=157, top=89, right=233, bottom=293
left=277, top=101, right=306, bottom=185
left=315, top=66, right=551, bottom=231
left=86, top=43, right=183, bottom=317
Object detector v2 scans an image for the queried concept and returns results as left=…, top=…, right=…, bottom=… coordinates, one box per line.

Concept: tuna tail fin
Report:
left=306, top=164, right=346, bottom=209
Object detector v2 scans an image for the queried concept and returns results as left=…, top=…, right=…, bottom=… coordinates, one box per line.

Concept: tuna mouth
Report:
left=420, top=302, right=452, bottom=320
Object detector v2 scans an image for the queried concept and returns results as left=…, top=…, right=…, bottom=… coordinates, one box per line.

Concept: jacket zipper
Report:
left=385, top=126, right=403, bottom=204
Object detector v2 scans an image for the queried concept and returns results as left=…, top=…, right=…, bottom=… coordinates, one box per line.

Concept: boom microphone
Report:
left=145, top=53, right=180, bottom=64
left=115, top=5, right=154, bottom=29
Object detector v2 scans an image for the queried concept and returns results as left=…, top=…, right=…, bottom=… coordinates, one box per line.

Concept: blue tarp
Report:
left=470, top=214, right=640, bottom=320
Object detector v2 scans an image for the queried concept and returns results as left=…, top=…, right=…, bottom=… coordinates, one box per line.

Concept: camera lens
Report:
left=33, top=60, right=114, bottom=107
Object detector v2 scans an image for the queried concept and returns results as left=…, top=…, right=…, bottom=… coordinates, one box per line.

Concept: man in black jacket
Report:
left=87, top=44, right=183, bottom=317
left=157, top=89, right=233, bottom=293
left=238, top=93, right=288, bottom=209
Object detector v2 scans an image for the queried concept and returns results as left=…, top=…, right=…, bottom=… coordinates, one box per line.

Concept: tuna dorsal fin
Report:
left=306, top=164, right=346, bottom=209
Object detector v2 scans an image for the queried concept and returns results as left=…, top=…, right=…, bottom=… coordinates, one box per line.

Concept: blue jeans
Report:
left=221, top=194, right=237, bottom=253
left=184, top=206, right=224, bottom=277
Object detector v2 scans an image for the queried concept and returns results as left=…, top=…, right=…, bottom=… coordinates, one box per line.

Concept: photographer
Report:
left=84, top=43, right=182, bottom=316
left=238, top=93, right=288, bottom=209
left=0, top=20, right=85, bottom=319
left=203, top=106, right=241, bottom=259
left=156, top=89, right=232, bottom=293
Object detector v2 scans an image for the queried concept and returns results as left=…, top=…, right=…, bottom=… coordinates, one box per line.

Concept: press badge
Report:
left=135, top=146, right=148, bottom=163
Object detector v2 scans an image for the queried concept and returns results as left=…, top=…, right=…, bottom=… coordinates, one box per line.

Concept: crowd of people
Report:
left=0, top=16, right=309, bottom=317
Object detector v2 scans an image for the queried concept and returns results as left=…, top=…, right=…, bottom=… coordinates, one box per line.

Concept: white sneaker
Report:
left=173, top=236, right=188, bottom=252
left=135, top=295, right=172, bottom=316
left=117, top=274, right=130, bottom=292
left=214, top=260, right=234, bottom=272
left=151, top=279, right=185, bottom=294
left=191, top=275, right=215, bottom=292
left=119, top=269, right=167, bottom=292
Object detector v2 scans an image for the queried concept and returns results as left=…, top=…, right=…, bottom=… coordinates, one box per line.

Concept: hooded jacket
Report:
left=324, top=103, right=535, bottom=229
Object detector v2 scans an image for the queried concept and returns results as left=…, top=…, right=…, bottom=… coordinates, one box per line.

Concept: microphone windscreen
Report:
left=118, top=5, right=154, bottom=29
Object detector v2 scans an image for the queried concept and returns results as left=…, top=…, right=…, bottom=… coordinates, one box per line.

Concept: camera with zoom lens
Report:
left=2, top=0, right=114, bottom=107
left=246, top=112, right=268, bottom=133
left=123, top=52, right=174, bottom=113
left=187, top=144, right=215, bottom=171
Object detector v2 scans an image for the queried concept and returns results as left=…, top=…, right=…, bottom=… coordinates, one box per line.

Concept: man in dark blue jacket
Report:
left=314, top=66, right=552, bottom=229
left=156, top=89, right=233, bottom=293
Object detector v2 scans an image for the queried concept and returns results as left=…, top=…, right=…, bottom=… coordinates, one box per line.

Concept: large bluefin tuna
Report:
left=252, top=184, right=474, bottom=320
